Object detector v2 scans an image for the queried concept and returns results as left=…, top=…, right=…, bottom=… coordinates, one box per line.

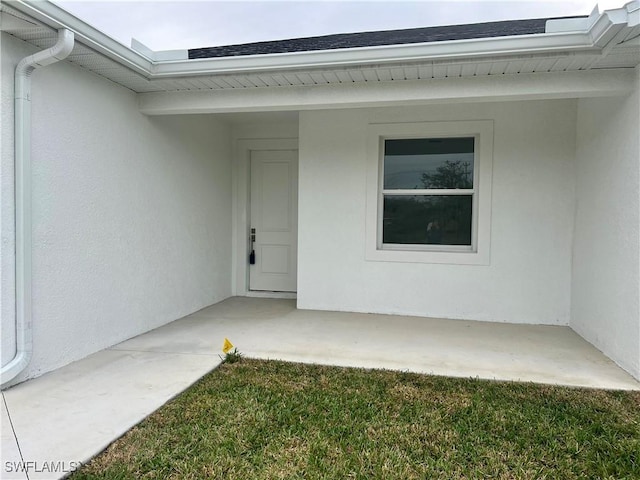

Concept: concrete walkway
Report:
left=2, top=297, right=639, bottom=479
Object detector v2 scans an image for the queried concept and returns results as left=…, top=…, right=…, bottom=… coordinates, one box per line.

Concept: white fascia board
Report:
left=546, top=5, right=601, bottom=33
left=545, top=17, right=594, bottom=33
left=152, top=32, right=599, bottom=77
left=630, top=4, right=640, bottom=23
left=590, top=8, right=629, bottom=47
left=7, top=0, right=636, bottom=80
left=131, top=38, right=188, bottom=61
left=7, top=0, right=153, bottom=75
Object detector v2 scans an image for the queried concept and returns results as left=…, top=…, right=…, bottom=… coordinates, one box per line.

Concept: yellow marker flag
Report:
left=222, top=338, right=234, bottom=354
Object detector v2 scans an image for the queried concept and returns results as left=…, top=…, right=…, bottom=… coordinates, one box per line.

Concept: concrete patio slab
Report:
left=2, top=297, right=639, bottom=479
left=2, top=397, right=27, bottom=480
left=114, top=297, right=640, bottom=390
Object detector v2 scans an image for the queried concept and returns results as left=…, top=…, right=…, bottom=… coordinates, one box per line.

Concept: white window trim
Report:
left=365, top=120, right=493, bottom=265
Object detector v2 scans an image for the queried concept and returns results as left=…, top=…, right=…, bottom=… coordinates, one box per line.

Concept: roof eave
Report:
left=6, top=0, right=153, bottom=75
left=152, top=32, right=601, bottom=77
left=6, top=0, right=639, bottom=80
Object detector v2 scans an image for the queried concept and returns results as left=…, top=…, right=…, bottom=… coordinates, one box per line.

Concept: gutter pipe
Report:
left=1, top=28, right=74, bottom=387
left=6, top=0, right=636, bottom=78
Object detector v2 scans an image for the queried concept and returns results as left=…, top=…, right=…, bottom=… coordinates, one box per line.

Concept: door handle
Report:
left=249, top=228, right=256, bottom=265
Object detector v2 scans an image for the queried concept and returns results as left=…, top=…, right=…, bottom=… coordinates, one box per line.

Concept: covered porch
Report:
left=2, top=297, right=638, bottom=479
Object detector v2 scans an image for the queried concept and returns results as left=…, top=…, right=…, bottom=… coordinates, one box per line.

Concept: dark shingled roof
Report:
left=188, top=17, right=582, bottom=60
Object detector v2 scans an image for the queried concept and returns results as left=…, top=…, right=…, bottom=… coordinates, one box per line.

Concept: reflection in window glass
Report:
left=383, top=195, right=472, bottom=245
left=384, top=138, right=474, bottom=189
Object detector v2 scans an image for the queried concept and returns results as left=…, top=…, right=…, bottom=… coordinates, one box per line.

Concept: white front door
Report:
left=249, top=149, right=298, bottom=292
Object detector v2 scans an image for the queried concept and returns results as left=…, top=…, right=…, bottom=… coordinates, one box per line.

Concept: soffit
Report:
left=2, top=3, right=639, bottom=95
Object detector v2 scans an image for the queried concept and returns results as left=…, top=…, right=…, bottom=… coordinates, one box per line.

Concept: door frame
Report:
left=233, top=138, right=299, bottom=298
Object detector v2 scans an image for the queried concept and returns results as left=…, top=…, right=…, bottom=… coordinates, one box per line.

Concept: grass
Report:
left=220, top=347, right=243, bottom=364
left=72, top=359, right=640, bottom=479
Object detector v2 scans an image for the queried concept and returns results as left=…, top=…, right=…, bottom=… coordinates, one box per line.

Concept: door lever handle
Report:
left=249, top=228, right=256, bottom=265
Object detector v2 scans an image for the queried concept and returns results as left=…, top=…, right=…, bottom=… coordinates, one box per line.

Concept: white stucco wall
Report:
left=297, top=100, right=577, bottom=324
left=1, top=33, right=233, bottom=384
left=1, top=34, right=18, bottom=369
left=572, top=66, right=640, bottom=379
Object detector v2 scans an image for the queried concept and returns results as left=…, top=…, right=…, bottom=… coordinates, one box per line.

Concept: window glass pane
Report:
left=384, top=138, right=474, bottom=189
left=383, top=195, right=472, bottom=245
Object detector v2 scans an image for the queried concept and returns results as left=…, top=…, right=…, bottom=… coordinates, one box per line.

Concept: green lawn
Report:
left=72, top=359, right=640, bottom=479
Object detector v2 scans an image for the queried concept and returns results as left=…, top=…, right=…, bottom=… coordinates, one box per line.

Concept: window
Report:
left=366, top=121, right=493, bottom=265
left=383, top=137, right=475, bottom=249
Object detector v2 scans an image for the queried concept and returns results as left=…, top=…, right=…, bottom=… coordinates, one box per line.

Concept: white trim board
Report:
left=138, top=69, right=636, bottom=115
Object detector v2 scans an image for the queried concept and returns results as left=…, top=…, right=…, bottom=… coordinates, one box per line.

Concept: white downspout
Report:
left=1, top=29, right=74, bottom=387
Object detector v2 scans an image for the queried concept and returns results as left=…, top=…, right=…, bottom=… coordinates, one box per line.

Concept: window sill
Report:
left=366, top=246, right=490, bottom=265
